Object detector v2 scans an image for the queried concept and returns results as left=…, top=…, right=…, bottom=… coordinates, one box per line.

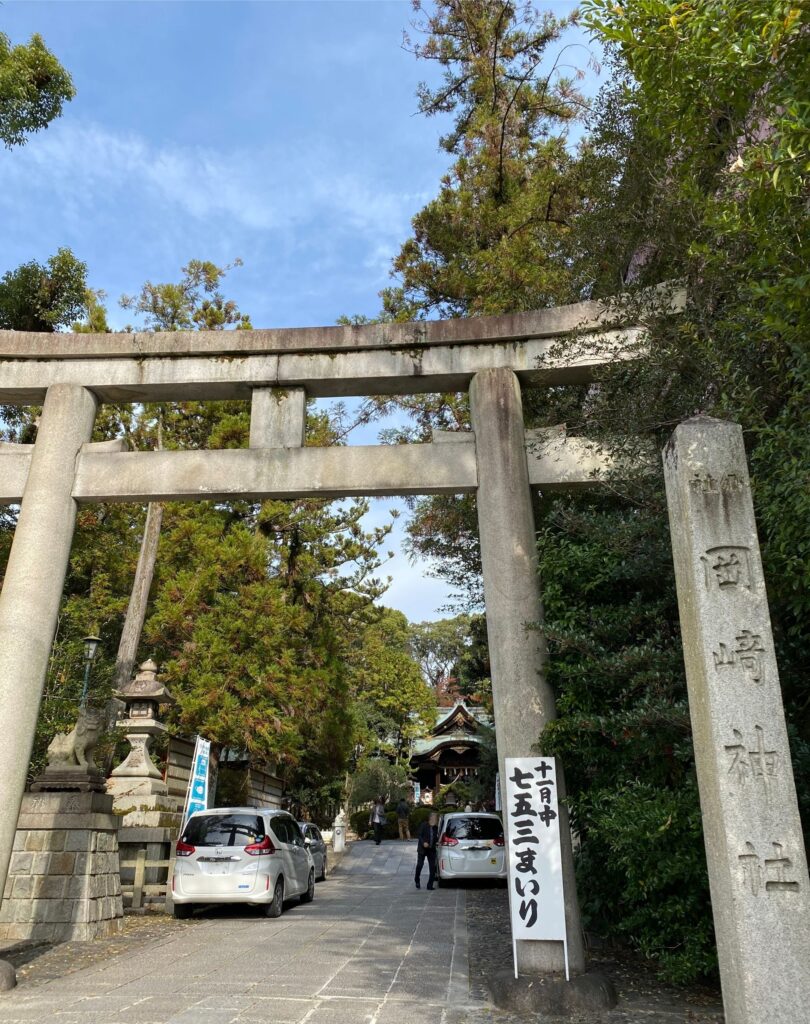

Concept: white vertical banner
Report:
left=504, top=756, right=568, bottom=979
left=182, top=736, right=211, bottom=826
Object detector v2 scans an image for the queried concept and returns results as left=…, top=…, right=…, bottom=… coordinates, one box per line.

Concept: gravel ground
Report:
left=463, top=884, right=725, bottom=1024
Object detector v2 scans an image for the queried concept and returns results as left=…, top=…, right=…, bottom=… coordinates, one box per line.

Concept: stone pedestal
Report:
left=0, top=791, right=123, bottom=943
left=663, top=417, right=810, bottom=1024
left=107, top=733, right=165, bottom=794
left=112, top=793, right=182, bottom=831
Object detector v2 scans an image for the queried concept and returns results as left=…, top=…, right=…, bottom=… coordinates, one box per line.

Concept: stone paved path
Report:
left=0, top=840, right=479, bottom=1024
left=0, top=840, right=725, bottom=1024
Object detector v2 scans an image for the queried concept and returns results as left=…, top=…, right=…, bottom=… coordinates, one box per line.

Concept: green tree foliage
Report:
left=348, top=758, right=410, bottom=809
left=144, top=501, right=388, bottom=781
left=408, top=614, right=471, bottom=688
left=456, top=612, right=492, bottom=709
left=536, top=4, right=810, bottom=977
left=0, top=247, right=87, bottom=333
left=380, top=0, right=809, bottom=982
left=73, top=289, right=112, bottom=334
left=0, top=31, right=75, bottom=148
left=120, top=259, right=252, bottom=332
left=349, top=608, right=435, bottom=763
left=384, top=0, right=583, bottom=320
left=0, top=248, right=91, bottom=446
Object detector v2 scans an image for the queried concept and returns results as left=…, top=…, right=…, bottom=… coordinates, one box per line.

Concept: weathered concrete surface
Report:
left=488, top=969, right=617, bottom=1014
left=2, top=435, right=618, bottom=505
left=249, top=387, right=306, bottom=448
left=72, top=443, right=478, bottom=502
left=664, top=417, right=810, bottom=1024
left=0, top=328, right=644, bottom=403
left=469, top=368, right=585, bottom=977
left=0, top=442, right=31, bottom=503
left=0, top=385, right=97, bottom=917
left=1, top=291, right=675, bottom=358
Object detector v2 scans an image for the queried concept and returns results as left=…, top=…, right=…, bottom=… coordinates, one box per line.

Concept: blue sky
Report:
left=1, top=0, right=595, bottom=621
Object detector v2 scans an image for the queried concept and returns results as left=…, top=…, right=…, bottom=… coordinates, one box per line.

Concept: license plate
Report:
left=205, top=865, right=230, bottom=876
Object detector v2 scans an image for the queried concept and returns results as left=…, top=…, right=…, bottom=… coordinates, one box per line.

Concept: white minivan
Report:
left=171, top=807, right=315, bottom=918
left=437, top=812, right=507, bottom=884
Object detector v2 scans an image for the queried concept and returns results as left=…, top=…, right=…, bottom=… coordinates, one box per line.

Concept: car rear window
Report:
left=183, top=813, right=264, bottom=847
left=444, top=816, right=503, bottom=840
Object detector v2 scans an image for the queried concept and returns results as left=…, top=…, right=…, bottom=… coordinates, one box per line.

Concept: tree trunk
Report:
left=113, top=501, right=163, bottom=690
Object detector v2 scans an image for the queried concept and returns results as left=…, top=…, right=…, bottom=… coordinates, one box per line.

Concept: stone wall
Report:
left=0, top=791, right=123, bottom=942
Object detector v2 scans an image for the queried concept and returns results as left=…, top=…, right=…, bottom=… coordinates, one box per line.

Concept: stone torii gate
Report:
left=0, top=298, right=808, bottom=1020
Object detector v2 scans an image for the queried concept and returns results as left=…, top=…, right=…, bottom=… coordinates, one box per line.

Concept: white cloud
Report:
left=0, top=120, right=424, bottom=245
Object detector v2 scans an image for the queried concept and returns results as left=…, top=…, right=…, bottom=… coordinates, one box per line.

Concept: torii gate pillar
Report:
left=0, top=385, right=98, bottom=894
left=470, top=368, right=586, bottom=975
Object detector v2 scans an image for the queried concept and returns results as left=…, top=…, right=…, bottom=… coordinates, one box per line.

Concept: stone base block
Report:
left=111, top=792, right=182, bottom=831
left=30, top=766, right=106, bottom=793
left=107, top=776, right=168, bottom=800
left=1, top=791, right=123, bottom=943
left=488, top=969, right=617, bottom=1015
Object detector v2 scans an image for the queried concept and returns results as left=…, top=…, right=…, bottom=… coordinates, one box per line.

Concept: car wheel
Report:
left=319, top=855, right=327, bottom=881
left=264, top=878, right=284, bottom=918
left=173, top=903, right=193, bottom=919
left=436, top=877, right=444, bottom=889
left=300, top=869, right=315, bottom=904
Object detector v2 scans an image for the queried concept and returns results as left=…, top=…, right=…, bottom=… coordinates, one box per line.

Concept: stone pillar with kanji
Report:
left=663, top=417, right=810, bottom=1024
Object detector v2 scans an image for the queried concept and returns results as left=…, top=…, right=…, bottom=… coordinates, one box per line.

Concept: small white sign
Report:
left=182, top=736, right=211, bottom=825
left=504, top=756, right=568, bottom=978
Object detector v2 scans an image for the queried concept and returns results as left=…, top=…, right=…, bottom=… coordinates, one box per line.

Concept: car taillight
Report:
left=176, top=839, right=195, bottom=857
left=493, top=836, right=505, bottom=847
left=440, top=834, right=458, bottom=846
left=245, top=835, right=276, bottom=856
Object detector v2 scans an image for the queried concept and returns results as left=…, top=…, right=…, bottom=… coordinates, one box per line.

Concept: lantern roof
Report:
left=116, top=659, right=174, bottom=704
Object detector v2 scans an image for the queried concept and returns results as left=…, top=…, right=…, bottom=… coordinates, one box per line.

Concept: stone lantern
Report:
left=106, top=659, right=178, bottom=819
left=106, top=660, right=181, bottom=911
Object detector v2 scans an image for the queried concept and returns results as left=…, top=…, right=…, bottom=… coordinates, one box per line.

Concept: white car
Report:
left=437, top=812, right=507, bottom=884
left=172, top=807, right=315, bottom=918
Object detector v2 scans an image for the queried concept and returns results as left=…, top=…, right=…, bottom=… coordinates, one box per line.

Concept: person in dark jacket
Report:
left=415, top=812, right=439, bottom=890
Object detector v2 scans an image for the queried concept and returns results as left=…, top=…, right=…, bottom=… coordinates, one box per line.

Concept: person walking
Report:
left=415, top=812, right=439, bottom=890
left=369, top=796, right=386, bottom=846
left=396, top=797, right=411, bottom=841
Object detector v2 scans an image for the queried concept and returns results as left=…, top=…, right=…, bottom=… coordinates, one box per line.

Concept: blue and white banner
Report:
left=182, top=736, right=211, bottom=825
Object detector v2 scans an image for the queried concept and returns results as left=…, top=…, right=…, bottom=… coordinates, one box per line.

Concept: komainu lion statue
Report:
left=46, top=708, right=104, bottom=771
